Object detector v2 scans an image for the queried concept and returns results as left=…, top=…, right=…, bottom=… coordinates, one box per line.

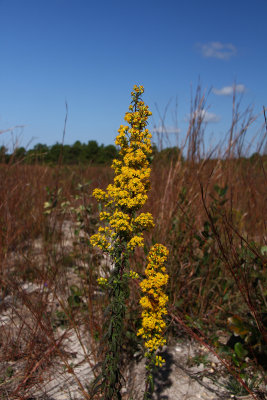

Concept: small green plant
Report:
left=67, top=284, right=84, bottom=308
left=227, top=313, right=267, bottom=369
left=52, top=309, right=69, bottom=329
left=44, top=186, right=63, bottom=215
left=0, top=366, right=14, bottom=384
left=60, top=180, right=95, bottom=237
left=222, top=373, right=263, bottom=397
left=187, top=352, right=209, bottom=368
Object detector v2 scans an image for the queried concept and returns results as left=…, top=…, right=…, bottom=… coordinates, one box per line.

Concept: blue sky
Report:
left=0, top=0, right=266, bottom=153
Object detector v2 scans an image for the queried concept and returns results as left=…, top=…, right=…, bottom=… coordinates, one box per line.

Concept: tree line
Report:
left=0, top=140, right=188, bottom=165
left=0, top=140, right=118, bottom=165
left=1, top=141, right=265, bottom=166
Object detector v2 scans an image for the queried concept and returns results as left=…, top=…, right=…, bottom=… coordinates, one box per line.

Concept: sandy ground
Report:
left=1, top=221, right=265, bottom=400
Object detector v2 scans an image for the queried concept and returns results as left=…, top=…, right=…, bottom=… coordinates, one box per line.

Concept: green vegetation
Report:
left=0, top=140, right=118, bottom=165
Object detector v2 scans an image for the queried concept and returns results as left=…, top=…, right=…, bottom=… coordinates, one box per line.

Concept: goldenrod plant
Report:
left=138, top=244, right=169, bottom=398
left=90, top=85, right=168, bottom=399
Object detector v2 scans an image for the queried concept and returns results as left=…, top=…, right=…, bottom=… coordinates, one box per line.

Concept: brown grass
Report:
left=0, top=87, right=266, bottom=399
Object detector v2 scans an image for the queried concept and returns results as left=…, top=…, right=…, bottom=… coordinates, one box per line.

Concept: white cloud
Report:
left=189, top=110, right=220, bottom=123
left=198, top=41, right=237, bottom=60
left=212, top=84, right=246, bottom=96
left=153, top=126, right=181, bottom=134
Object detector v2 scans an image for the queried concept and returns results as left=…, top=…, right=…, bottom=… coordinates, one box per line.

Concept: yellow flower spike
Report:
left=90, top=84, right=155, bottom=257
left=89, top=86, right=167, bottom=397
left=139, top=244, right=169, bottom=358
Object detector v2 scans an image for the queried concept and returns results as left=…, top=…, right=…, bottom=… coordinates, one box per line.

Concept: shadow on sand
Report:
left=153, top=348, right=174, bottom=399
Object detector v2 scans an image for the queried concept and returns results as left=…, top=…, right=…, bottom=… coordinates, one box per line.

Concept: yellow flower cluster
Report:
left=137, top=244, right=169, bottom=353
left=90, top=228, right=112, bottom=251
left=134, top=212, right=155, bottom=230
left=92, top=188, right=107, bottom=202
left=127, top=235, right=144, bottom=251
left=109, top=210, right=132, bottom=233
left=90, top=85, right=154, bottom=253
left=97, top=277, right=108, bottom=286
left=155, top=355, right=166, bottom=367
left=129, top=270, right=140, bottom=279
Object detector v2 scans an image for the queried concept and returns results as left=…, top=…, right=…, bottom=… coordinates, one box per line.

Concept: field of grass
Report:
left=0, top=91, right=267, bottom=399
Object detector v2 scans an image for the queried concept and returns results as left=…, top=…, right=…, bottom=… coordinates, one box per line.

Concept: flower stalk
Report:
left=90, top=85, right=168, bottom=399
left=138, top=244, right=169, bottom=399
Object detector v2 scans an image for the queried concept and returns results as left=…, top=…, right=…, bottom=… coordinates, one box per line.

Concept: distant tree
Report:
left=153, top=146, right=182, bottom=164
left=249, top=152, right=261, bottom=164
left=65, top=140, right=85, bottom=163
left=85, top=140, right=99, bottom=162
left=7, top=140, right=121, bottom=165
left=27, top=143, right=49, bottom=163
left=14, top=147, right=26, bottom=160
left=49, top=143, right=62, bottom=163
left=96, top=144, right=117, bottom=164
left=0, top=145, right=8, bottom=162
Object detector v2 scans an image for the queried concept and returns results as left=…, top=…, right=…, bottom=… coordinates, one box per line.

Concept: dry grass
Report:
left=0, top=87, right=266, bottom=399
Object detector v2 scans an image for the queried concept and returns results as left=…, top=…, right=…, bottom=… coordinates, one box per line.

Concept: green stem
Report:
left=101, top=254, right=128, bottom=400
left=143, top=358, right=154, bottom=400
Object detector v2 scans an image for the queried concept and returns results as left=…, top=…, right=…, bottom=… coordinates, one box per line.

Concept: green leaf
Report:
left=234, top=342, right=248, bottom=359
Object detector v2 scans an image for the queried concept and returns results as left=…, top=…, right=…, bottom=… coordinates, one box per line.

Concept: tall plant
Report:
left=90, top=85, right=168, bottom=399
